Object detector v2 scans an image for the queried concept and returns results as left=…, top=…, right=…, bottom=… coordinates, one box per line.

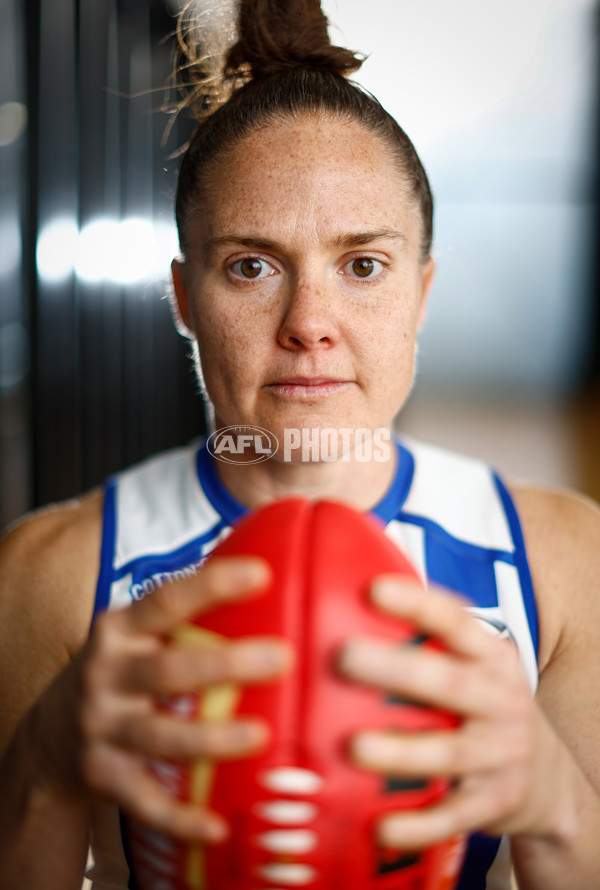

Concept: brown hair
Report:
left=173, top=0, right=434, bottom=260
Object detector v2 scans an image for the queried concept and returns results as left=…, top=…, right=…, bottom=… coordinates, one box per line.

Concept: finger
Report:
left=118, top=636, right=294, bottom=694
left=376, top=776, right=517, bottom=850
left=117, top=557, right=271, bottom=636
left=370, top=576, right=492, bottom=660
left=349, top=723, right=517, bottom=778
left=338, top=637, right=516, bottom=717
left=84, top=742, right=228, bottom=842
left=109, top=713, right=269, bottom=761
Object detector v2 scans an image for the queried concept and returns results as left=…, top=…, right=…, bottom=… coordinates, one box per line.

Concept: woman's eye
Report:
left=345, top=257, right=384, bottom=279
left=230, top=258, right=276, bottom=280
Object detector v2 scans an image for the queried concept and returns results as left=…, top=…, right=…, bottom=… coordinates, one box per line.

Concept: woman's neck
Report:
left=213, top=441, right=398, bottom=513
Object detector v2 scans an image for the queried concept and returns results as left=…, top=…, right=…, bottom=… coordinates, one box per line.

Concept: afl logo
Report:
left=207, top=425, right=279, bottom=464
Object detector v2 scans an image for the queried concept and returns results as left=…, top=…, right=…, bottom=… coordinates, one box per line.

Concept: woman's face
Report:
left=173, top=114, right=434, bottom=458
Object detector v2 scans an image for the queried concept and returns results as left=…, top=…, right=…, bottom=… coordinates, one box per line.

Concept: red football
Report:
left=126, top=498, right=465, bottom=890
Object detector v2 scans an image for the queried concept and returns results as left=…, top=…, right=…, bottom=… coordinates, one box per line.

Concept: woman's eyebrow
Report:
left=331, top=229, right=407, bottom=249
left=204, top=229, right=406, bottom=255
left=204, top=235, right=279, bottom=255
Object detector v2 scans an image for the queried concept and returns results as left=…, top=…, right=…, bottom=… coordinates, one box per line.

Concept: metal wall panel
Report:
left=30, top=0, right=202, bottom=507
left=0, top=0, right=30, bottom=527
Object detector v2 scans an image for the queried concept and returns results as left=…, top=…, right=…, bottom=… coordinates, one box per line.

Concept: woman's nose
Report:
left=277, top=276, right=340, bottom=351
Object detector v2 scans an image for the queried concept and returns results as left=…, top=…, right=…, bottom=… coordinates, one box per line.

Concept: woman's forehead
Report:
left=216, top=115, right=399, bottom=185
left=196, top=116, right=419, bottom=247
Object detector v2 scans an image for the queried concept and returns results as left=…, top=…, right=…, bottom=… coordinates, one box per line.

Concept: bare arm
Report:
left=0, top=494, right=103, bottom=889
left=508, top=485, right=600, bottom=889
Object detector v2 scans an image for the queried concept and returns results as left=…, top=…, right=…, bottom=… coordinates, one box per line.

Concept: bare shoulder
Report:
left=509, top=482, right=600, bottom=672
left=0, top=491, right=104, bottom=652
left=0, top=491, right=104, bottom=747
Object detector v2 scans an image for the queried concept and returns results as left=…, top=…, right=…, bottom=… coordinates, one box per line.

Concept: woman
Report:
left=1, top=1, right=599, bottom=888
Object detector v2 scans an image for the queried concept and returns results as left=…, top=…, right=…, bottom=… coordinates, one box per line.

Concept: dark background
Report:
left=1, top=0, right=205, bottom=527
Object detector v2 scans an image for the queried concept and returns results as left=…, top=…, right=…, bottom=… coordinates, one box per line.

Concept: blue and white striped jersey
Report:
left=90, top=437, right=538, bottom=890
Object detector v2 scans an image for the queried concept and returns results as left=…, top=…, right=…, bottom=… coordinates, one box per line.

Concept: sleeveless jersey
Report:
left=88, top=436, right=538, bottom=890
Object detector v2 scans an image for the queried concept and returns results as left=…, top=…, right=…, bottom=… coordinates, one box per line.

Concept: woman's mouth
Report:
left=267, top=377, right=351, bottom=399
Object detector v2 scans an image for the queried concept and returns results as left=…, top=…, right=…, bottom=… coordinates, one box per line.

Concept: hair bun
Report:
left=171, top=0, right=363, bottom=129
left=225, top=0, right=364, bottom=79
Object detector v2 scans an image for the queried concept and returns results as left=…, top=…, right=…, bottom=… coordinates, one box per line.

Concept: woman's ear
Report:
left=417, top=256, right=436, bottom=331
left=170, top=258, right=195, bottom=337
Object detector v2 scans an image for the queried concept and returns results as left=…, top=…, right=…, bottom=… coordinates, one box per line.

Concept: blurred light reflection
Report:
left=36, top=216, right=179, bottom=285
left=36, top=217, right=78, bottom=282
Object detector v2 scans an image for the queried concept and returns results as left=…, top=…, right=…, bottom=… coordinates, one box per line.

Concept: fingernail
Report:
left=237, top=640, right=292, bottom=674
left=338, top=639, right=381, bottom=677
left=371, top=578, right=400, bottom=604
left=233, top=720, right=268, bottom=748
left=372, top=577, right=420, bottom=608
left=352, top=731, right=389, bottom=762
left=377, top=815, right=404, bottom=849
left=202, top=815, right=229, bottom=844
left=229, top=558, right=269, bottom=585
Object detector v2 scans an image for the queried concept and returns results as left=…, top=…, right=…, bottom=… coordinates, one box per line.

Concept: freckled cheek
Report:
left=195, top=312, right=268, bottom=398
left=357, top=304, right=418, bottom=360
left=359, top=314, right=419, bottom=402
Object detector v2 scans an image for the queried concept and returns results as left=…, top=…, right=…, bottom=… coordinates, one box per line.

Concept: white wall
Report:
left=323, top=0, right=598, bottom=394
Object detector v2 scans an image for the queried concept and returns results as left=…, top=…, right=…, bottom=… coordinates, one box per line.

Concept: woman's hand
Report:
left=31, top=556, right=293, bottom=843
left=338, top=576, right=559, bottom=850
